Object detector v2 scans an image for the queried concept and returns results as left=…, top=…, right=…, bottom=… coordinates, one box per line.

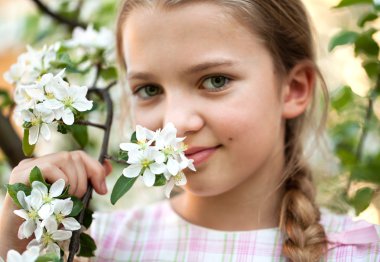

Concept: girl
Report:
left=1, top=0, right=379, bottom=261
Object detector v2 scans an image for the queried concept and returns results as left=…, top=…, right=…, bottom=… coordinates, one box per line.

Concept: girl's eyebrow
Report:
left=127, top=59, right=238, bottom=81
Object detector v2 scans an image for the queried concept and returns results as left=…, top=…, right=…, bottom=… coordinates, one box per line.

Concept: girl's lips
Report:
left=185, top=146, right=220, bottom=166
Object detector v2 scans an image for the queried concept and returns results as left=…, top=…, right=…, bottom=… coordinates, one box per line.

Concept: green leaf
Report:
left=363, top=60, right=380, bottom=79
left=77, top=232, right=97, bottom=257
left=354, top=29, right=379, bottom=57
left=70, top=124, right=88, bottom=148
left=350, top=187, right=374, bottom=215
left=334, top=0, right=373, bottom=8
left=119, top=150, right=129, bottom=162
left=329, top=31, right=359, bottom=52
left=6, top=183, right=31, bottom=208
left=69, top=196, right=84, bottom=217
left=153, top=174, right=167, bottom=186
left=100, top=67, right=118, bottom=81
left=83, top=208, right=94, bottom=228
left=57, top=123, right=68, bottom=134
left=358, top=12, right=378, bottom=27
left=130, top=131, right=138, bottom=143
left=0, top=89, right=14, bottom=109
left=29, top=166, right=49, bottom=186
left=35, top=253, right=61, bottom=262
left=330, top=85, right=354, bottom=111
left=111, top=175, right=138, bottom=205
left=22, top=129, right=35, bottom=157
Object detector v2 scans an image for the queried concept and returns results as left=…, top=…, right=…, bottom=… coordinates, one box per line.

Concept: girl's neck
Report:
left=170, top=154, right=285, bottom=231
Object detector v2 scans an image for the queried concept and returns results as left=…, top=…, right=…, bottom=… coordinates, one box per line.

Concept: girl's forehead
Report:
left=121, top=2, right=269, bottom=72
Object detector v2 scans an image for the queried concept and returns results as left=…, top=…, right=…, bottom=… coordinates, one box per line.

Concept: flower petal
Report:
left=167, top=157, right=180, bottom=176
left=164, top=180, right=175, bottom=198
left=38, top=204, right=53, bottom=220
left=149, top=162, right=167, bottom=175
left=13, top=210, right=29, bottom=220
left=119, top=142, right=139, bottom=152
left=62, top=108, right=74, bottom=125
left=49, top=178, right=65, bottom=197
left=39, top=123, right=51, bottom=141
left=43, top=216, right=58, bottom=233
left=62, top=217, right=81, bottom=231
left=143, top=168, right=155, bottom=187
left=30, top=189, right=43, bottom=210
left=28, top=126, right=39, bottom=145
left=6, top=250, right=22, bottom=262
left=51, top=230, right=72, bottom=241
left=175, top=172, right=187, bottom=186
left=23, top=219, right=36, bottom=238
left=32, top=181, right=48, bottom=196
left=122, top=164, right=142, bottom=178
left=16, top=191, right=29, bottom=210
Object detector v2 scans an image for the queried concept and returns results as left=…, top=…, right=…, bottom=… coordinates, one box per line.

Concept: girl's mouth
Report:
left=185, top=145, right=221, bottom=166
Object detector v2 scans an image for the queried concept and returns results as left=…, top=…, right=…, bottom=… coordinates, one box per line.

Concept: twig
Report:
left=104, top=154, right=126, bottom=165
left=30, top=0, right=86, bottom=29
left=76, top=120, right=107, bottom=130
left=67, top=87, right=114, bottom=261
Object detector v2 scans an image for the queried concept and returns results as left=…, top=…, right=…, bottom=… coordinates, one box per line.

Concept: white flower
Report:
left=13, top=191, right=43, bottom=240
left=3, top=246, right=40, bottom=262
left=22, top=104, right=55, bottom=145
left=66, top=25, right=114, bottom=50
left=155, top=122, right=185, bottom=150
left=165, top=172, right=187, bottom=198
left=120, top=125, right=156, bottom=152
left=53, top=198, right=81, bottom=231
left=48, top=83, right=93, bottom=125
left=27, top=216, right=71, bottom=257
left=14, top=84, right=45, bottom=111
left=32, top=179, right=66, bottom=220
left=122, top=147, right=166, bottom=187
left=3, top=63, right=25, bottom=85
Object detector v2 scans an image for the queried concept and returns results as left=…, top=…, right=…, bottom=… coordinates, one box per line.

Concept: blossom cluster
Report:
left=13, top=179, right=81, bottom=258
left=119, top=123, right=196, bottom=198
left=3, top=25, right=115, bottom=146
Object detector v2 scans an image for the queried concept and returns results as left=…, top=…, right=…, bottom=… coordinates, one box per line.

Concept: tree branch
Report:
left=0, top=112, right=26, bottom=167
left=30, top=0, right=86, bottom=29
left=68, top=87, right=114, bottom=261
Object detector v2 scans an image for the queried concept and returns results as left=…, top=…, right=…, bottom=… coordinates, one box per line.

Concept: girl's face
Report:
left=122, top=2, right=287, bottom=197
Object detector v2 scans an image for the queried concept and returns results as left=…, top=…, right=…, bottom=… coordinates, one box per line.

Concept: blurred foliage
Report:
left=326, top=0, right=380, bottom=215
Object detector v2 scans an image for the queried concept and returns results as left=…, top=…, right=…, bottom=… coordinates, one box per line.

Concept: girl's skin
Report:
left=0, top=1, right=315, bottom=255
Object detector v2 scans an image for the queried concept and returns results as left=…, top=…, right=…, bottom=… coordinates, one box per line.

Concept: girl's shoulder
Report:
left=320, top=210, right=380, bottom=261
left=90, top=202, right=380, bottom=261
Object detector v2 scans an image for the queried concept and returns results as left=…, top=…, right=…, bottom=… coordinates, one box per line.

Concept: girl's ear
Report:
left=281, top=61, right=315, bottom=119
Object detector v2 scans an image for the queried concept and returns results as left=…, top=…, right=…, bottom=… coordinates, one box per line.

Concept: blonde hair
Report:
left=116, top=0, right=329, bottom=261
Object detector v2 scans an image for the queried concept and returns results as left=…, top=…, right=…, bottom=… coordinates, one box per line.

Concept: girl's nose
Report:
left=162, top=95, right=204, bottom=137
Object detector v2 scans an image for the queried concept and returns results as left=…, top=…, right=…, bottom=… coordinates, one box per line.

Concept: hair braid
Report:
left=279, top=119, right=328, bottom=262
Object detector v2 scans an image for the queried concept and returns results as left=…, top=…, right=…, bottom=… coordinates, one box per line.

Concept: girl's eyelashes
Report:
left=133, top=85, right=163, bottom=100
left=201, top=75, right=230, bottom=92
left=132, top=75, right=231, bottom=100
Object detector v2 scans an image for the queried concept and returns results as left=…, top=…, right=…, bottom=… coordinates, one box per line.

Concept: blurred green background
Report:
left=0, top=0, right=379, bottom=224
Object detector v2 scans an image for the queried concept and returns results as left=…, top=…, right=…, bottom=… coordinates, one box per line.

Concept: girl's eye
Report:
left=201, top=76, right=230, bottom=91
left=134, top=85, right=162, bottom=99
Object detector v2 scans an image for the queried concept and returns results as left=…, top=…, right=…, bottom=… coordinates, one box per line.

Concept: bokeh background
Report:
left=0, top=0, right=379, bottom=224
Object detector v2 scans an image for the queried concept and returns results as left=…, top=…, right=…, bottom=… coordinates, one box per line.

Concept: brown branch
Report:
left=0, top=111, right=27, bottom=167
left=68, top=87, right=114, bottom=261
left=75, top=120, right=106, bottom=130
left=30, top=0, right=86, bottom=30
left=104, top=154, right=127, bottom=165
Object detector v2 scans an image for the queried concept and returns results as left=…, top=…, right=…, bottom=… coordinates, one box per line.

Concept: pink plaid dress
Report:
left=91, top=200, right=380, bottom=261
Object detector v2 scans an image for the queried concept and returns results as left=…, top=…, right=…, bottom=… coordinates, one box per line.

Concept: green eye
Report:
left=135, top=85, right=162, bottom=99
left=202, top=76, right=229, bottom=91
